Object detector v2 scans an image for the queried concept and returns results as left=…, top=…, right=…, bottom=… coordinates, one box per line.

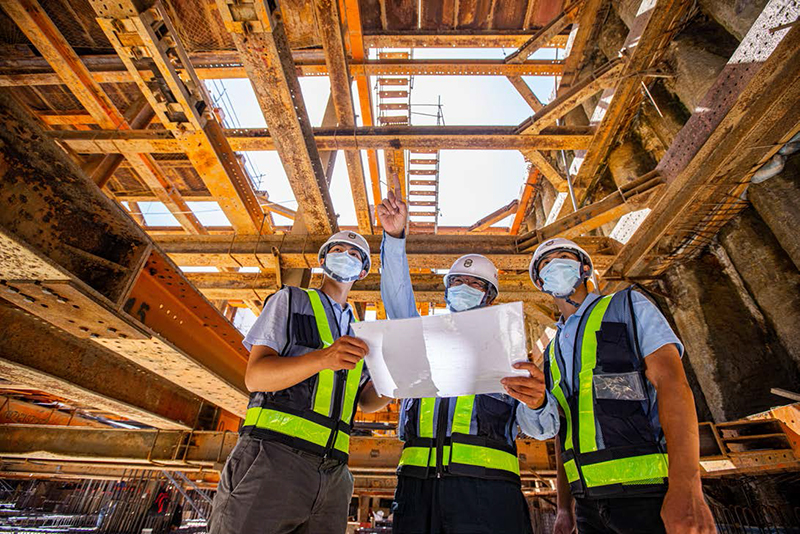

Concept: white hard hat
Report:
left=318, top=231, right=372, bottom=273
left=444, top=254, right=500, bottom=295
left=529, top=237, right=593, bottom=288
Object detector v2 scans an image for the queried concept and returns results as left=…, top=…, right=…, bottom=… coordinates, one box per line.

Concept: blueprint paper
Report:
left=352, top=302, right=529, bottom=398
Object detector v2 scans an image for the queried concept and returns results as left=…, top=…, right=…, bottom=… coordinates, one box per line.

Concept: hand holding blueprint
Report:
left=351, top=302, right=529, bottom=398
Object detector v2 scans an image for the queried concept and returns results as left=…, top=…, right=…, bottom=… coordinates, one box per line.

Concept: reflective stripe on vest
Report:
left=243, top=288, right=363, bottom=456
left=549, top=293, right=668, bottom=489
left=579, top=294, right=613, bottom=453
left=398, top=395, right=520, bottom=477
left=302, top=288, right=364, bottom=423
left=419, top=398, right=435, bottom=438
left=546, top=343, right=574, bottom=452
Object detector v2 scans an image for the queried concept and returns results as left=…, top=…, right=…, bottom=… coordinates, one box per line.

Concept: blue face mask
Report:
left=446, top=284, right=486, bottom=312
left=324, top=252, right=363, bottom=282
left=540, top=258, right=582, bottom=298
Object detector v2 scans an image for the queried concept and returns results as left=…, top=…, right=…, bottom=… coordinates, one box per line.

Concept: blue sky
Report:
left=136, top=47, right=560, bottom=230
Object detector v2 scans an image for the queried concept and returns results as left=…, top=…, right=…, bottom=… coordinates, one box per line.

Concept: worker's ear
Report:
left=358, top=268, right=368, bottom=280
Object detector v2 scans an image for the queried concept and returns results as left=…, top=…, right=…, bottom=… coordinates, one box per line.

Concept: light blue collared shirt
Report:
left=243, top=287, right=355, bottom=352
left=516, top=291, right=684, bottom=440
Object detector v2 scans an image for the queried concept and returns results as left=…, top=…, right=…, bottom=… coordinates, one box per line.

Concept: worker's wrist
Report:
left=667, top=468, right=702, bottom=492
left=383, top=229, right=405, bottom=240
left=556, top=504, right=575, bottom=517
left=526, top=394, right=546, bottom=411
left=311, top=348, right=331, bottom=371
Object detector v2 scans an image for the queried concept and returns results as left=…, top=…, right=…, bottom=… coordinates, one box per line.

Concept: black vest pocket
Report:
left=292, top=313, right=322, bottom=349
left=595, top=322, right=635, bottom=372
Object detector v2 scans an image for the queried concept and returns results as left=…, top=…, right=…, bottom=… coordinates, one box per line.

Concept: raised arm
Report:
left=377, top=190, right=419, bottom=320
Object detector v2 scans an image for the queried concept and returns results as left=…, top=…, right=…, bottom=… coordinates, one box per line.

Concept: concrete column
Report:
left=606, top=135, right=657, bottom=186
left=663, top=253, right=798, bottom=422
left=598, top=6, right=628, bottom=60
left=719, top=208, right=800, bottom=369
left=664, top=22, right=738, bottom=113
left=748, top=154, right=800, bottom=271
left=697, top=0, right=768, bottom=41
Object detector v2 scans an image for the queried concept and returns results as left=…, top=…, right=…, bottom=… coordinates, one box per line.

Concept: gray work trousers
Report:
left=208, top=436, right=354, bottom=534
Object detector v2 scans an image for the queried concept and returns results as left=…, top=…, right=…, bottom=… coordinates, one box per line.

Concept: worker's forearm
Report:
left=554, top=436, right=575, bottom=513
left=245, top=351, right=326, bottom=393
left=358, top=382, right=393, bottom=413
left=657, top=378, right=702, bottom=487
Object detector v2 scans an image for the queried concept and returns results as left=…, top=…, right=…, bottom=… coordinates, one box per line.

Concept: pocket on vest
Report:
left=292, top=313, right=322, bottom=348
left=595, top=322, right=635, bottom=372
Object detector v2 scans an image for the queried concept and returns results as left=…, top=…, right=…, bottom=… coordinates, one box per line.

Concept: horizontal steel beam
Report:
left=361, top=31, right=569, bottom=49
left=183, top=271, right=549, bottom=305
left=0, top=305, right=203, bottom=430
left=0, top=60, right=566, bottom=86
left=3, top=419, right=793, bottom=482
left=50, top=126, right=595, bottom=153
left=0, top=394, right=106, bottom=427
left=0, top=425, right=554, bottom=473
left=154, top=234, right=620, bottom=272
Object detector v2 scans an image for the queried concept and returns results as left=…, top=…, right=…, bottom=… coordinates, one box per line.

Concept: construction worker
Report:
left=377, top=190, right=547, bottom=534
left=507, top=237, right=716, bottom=534
left=208, top=231, right=391, bottom=534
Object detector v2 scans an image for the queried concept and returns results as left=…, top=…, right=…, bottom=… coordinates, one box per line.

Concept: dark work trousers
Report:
left=391, top=474, right=534, bottom=534
left=208, top=436, right=354, bottom=534
left=575, top=495, right=667, bottom=534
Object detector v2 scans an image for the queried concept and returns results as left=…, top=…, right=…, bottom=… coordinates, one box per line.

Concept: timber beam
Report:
left=0, top=305, right=203, bottom=430
left=214, top=0, right=337, bottom=235
left=50, top=126, right=595, bottom=153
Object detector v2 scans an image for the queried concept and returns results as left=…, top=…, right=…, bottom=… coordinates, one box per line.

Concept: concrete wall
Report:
left=662, top=155, right=800, bottom=422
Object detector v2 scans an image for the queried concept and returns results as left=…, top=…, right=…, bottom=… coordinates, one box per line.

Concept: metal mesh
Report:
left=39, top=0, right=113, bottom=52
left=163, top=0, right=234, bottom=52
left=0, top=8, right=29, bottom=45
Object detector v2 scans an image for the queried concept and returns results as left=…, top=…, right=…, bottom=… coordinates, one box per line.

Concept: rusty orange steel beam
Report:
left=362, top=32, right=569, bottom=49
left=571, top=0, right=692, bottom=196
left=342, top=0, right=383, bottom=225
left=90, top=0, right=268, bottom=236
left=2, top=0, right=206, bottom=235
left=558, top=0, right=607, bottom=93
left=51, top=126, right=595, bottom=153
left=468, top=200, right=520, bottom=232
left=0, top=60, right=566, bottom=87
left=0, top=90, right=249, bottom=416
left=314, top=0, right=373, bottom=234
left=213, top=0, right=336, bottom=235
left=510, top=168, right=542, bottom=235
